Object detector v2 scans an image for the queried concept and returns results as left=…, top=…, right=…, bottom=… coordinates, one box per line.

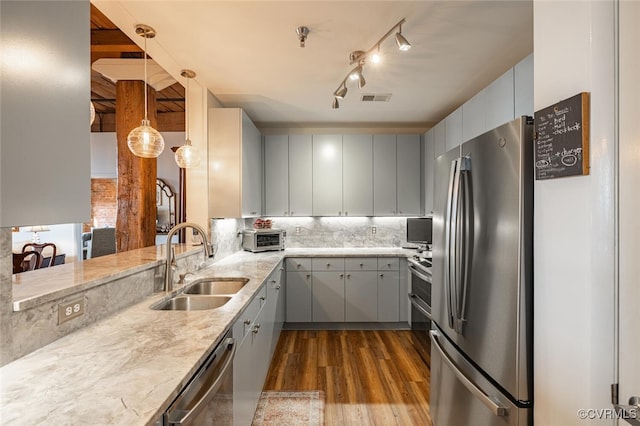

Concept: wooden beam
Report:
left=115, top=81, right=158, bottom=252
left=91, top=29, right=141, bottom=53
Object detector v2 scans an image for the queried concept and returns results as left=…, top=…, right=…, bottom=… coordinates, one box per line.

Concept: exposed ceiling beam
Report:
left=90, top=29, right=141, bottom=53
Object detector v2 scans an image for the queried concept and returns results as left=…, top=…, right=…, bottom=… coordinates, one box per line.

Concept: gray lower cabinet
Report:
left=312, top=271, right=345, bottom=322
left=286, top=257, right=404, bottom=324
left=285, top=258, right=312, bottom=322
left=233, top=263, right=284, bottom=426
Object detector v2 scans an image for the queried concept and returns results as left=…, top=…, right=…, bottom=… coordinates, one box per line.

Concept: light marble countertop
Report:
left=11, top=244, right=202, bottom=311
left=0, top=247, right=416, bottom=425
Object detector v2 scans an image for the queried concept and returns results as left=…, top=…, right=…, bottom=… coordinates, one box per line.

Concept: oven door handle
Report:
left=409, top=293, right=432, bottom=321
left=408, top=264, right=432, bottom=283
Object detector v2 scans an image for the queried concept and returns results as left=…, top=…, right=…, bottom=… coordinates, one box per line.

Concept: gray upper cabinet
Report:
left=485, top=68, right=515, bottom=131
left=312, top=135, right=343, bottom=216
left=514, top=54, right=534, bottom=118
left=288, top=135, right=313, bottom=216
left=424, top=130, right=435, bottom=215
left=264, top=135, right=289, bottom=216
left=462, top=88, right=487, bottom=142
left=343, top=135, right=373, bottom=216
left=1, top=1, right=91, bottom=227
left=209, top=108, right=262, bottom=218
left=373, top=135, right=397, bottom=216
left=445, top=107, right=464, bottom=153
left=433, top=121, right=447, bottom=159
left=396, top=134, right=422, bottom=216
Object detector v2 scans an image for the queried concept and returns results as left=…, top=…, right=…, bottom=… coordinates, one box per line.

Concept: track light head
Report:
left=334, top=85, right=348, bottom=99
left=332, top=97, right=340, bottom=109
left=358, top=73, right=367, bottom=89
left=395, top=32, right=411, bottom=51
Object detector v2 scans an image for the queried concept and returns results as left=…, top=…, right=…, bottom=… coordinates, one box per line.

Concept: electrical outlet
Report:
left=295, top=226, right=301, bottom=235
left=372, top=226, right=377, bottom=234
left=58, top=298, right=85, bottom=325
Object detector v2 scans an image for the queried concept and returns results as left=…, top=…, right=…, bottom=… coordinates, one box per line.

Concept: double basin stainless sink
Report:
left=151, top=277, right=249, bottom=311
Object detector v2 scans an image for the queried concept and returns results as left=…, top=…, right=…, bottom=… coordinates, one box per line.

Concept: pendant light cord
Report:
left=185, top=76, right=189, bottom=143
left=144, top=35, right=148, bottom=121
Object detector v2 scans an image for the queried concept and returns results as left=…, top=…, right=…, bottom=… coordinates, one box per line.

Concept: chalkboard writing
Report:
left=534, top=92, right=590, bottom=180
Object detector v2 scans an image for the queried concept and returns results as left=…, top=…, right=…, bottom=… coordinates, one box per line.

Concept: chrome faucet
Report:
left=164, top=222, right=213, bottom=292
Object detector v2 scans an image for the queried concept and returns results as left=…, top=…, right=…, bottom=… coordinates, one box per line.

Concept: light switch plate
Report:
left=58, top=298, right=85, bottom=325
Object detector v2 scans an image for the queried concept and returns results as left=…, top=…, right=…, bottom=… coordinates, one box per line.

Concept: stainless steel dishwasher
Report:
left=163, top=331, right=236, bottom=425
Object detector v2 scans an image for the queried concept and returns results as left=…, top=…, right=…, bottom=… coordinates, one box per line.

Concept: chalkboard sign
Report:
left=534, top=92, right=590, bottom=180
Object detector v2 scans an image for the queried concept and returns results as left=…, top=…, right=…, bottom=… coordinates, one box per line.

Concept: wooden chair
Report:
left=22, top=243, right=57, bottom=268
left=13, top=251, right=43, bottom=274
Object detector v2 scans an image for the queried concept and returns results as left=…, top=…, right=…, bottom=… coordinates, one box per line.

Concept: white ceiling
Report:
left=93, top=1, right=533, bottom=129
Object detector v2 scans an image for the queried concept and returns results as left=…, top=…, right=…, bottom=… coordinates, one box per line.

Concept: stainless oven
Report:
left=408, top=257, right=432, bottom=365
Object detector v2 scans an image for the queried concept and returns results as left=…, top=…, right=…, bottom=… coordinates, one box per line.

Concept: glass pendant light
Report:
left=127, top=24, right=165, bottom=158
left=90, top=101, right=95, bottom=125
left=174, top=69, right=201, bottom=168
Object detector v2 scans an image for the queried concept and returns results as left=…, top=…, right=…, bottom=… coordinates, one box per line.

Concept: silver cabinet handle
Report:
left=291, top=211, right=294, bottom=215
left=345, top=211, right=348, bottom=216
left=430, top=330, right=508, bottom=417
left=306, top=274, right=311, bottom=278
left=326, top=263, right=331, bottom=268
left=359, top=263, right=364, bottom=267
left=339, top=273, right=344, bottom=278
left=346, top=274, right=351, bottom=278
left=244, top=319, right=251, bottom=325
left=270, top=280, right=276, bottom=284
left=380, top=273, right=384, bottom=278
left=338, top=211, right=342, bottom=216
left=260, top=296, right=266, bottom=301
left=275, top=285, right=281, bottom=290
left=252, top=323, right=261, bottom=334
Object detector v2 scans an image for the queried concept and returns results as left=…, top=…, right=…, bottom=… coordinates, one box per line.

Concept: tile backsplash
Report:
left=247, top=217, right=410, bottom=248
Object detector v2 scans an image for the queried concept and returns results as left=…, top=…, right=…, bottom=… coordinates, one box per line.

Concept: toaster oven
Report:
left=242, top=229, right=285, bottom=252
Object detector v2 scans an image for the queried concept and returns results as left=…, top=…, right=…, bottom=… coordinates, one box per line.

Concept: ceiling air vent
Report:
left=361, top=94, right=392, bottom=102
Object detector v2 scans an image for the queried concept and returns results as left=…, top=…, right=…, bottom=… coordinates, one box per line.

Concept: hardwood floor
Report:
left=263, top=330, right=432, bottom=425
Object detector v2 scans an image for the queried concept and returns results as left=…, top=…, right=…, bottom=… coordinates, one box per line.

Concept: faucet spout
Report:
left=164, top=222, right=212, bottom=292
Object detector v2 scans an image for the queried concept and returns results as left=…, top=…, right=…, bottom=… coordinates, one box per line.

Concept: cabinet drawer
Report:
left=345, top=257, right=378, bottom=271
left=378, top=257, right=399, bottom=271
left=233, top=286, right=266, bottom=343
left=312, top=258, right=345, bottom=271
left=286, top=258, right=311, bottom=272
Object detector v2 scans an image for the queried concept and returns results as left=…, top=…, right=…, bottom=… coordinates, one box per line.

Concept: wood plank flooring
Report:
left=263, top=330, right=432, bottom=425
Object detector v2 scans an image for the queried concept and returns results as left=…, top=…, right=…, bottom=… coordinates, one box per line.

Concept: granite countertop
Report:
left=0, top=247, right=416, bottom=425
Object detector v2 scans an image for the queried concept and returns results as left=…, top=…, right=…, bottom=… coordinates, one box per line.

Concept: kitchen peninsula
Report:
left=0, top=246, right=414, bottom=425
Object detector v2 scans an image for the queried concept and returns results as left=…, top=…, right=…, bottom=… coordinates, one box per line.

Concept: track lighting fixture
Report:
left=331, top=18, right=411, bottom=109
left=127, top=24, right=165, bottom=158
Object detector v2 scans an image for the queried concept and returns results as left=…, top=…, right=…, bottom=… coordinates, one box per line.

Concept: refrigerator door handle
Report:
left=430, top=330, right=509, bottom=417
left=456, top=156, right=473, bottom=333
left=445, top=158, right=461, bottom=330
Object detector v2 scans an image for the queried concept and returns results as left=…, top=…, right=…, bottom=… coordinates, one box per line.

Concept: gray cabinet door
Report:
left=514, top=54, right=534, bottom=118
left=313, top=135, right=343, bottom=216
left=445, top=106, right=463, bottom=152
left=264, top=135, right=289, bottom=216
left=397, top=134, right=422, bottom=216
left=241, top=111, right=262, bottom=217
left=289, top=135, right=313, bottom=216
left=1, top=1, right=90, bottom=227
left=286, top=270, right=312, bottom=322
left=378, top=270, right=400, bottom=322
left=485, top=68, right=515, bottom=130
left=343, top=134, right=373, bottom=216
left=424, top=130, right=435, bottom=215
left=312, top=271, right=345, bottom=322
left=433, top=121, right=447, bottom=159
left=373, top=134, right=397, bottom=215
left=345, top=271, right=378, bottom=322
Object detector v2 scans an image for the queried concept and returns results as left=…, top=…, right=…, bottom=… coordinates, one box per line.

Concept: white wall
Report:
left=89, top=131, right=183, bottom=195
left=534, top=2, right=615, bottom=425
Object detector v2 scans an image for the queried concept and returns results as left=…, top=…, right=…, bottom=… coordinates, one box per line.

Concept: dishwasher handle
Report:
left=166, top=337, right=236, bottom=426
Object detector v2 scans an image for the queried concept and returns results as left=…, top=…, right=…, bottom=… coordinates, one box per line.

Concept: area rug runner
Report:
left=252, top=391, right=325, bottom=426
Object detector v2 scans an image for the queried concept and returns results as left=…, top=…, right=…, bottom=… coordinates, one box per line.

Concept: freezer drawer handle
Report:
left=430, top=330, right=508, bottom=417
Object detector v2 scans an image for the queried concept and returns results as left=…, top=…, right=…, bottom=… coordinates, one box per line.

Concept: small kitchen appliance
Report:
left=242, top=228, right=285, bottom=252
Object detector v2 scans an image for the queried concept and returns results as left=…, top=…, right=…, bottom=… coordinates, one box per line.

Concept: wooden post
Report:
left=115, top=80, right=158, bottom=252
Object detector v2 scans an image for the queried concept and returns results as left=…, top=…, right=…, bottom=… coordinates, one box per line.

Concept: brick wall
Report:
left=85, top=178, right=117, bottom=232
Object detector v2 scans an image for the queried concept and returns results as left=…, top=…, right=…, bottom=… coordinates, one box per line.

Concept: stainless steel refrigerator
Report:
left=430, top=117, right=533, bottom=426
